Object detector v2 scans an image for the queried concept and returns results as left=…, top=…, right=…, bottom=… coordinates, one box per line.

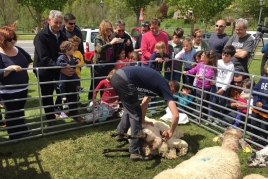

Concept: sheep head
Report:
left=221, top=126, right=243, bottom=152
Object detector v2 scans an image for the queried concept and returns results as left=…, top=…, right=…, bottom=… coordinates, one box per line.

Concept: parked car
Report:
left=247, top=31, right=268, bottom=46
left=81, top=28, right=136, bottom=52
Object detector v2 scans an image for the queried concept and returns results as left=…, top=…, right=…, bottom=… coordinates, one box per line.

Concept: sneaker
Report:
left=213, top=120, right=221, bottom=126
left=60, top=112, right=68, bottom=118
left=130, top=153, right=153, bottom=161
left=63, top=104, right=69, bottom=110
left=205, top=117, right=213, bottom=125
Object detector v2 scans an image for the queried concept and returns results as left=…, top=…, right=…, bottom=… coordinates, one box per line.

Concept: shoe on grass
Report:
left=115, top=134, right=125, bottom=142
left=130, top=153, right=153, bottom=161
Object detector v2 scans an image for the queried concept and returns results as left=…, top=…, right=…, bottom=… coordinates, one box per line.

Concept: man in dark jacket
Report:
left=33, top=10, right=84, bottom=126
left=134, top=21, right=150, bottom=53
left=60, top=13, right=84, bottom=55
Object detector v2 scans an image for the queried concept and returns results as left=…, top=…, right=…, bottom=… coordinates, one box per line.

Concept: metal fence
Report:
left=0, top=60, right=267, bottom=150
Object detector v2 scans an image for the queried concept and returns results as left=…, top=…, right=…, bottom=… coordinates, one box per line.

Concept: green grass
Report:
left=0, top=60, right=268, bottom=178
left=17, top=35, right=35, bottom=40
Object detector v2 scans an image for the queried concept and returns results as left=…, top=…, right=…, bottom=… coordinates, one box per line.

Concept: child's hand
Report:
left=191, top=63, right=196, bottom=68
left=167, top=67, right=171, bottom=72
left=66, top=64, right=71, bottom=68
left=196, top=74, right=201, bottom=79
left=163, top=57, right=169, bottom=62
left=76, top=58, right=81, bottom=64
left=216, top=89, right=224, bottom=95
left=182, top=71, right=187, bottom=75
left=155, top=57, right=163, bottom=63
left=256, top=101, right=263, bottom=108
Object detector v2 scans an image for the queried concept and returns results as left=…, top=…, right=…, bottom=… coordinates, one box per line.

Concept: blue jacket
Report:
left=174, top=92, right=194, bottom=106
left=149, top=52, right=169, bottom=72
left=253, top=74, right=268, bottom=110
left=57, top=53, right=77, bottom=69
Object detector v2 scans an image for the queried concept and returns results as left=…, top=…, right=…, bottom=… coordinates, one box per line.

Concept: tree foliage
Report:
left=166, top=0, right=232, bottom=34
left=0, top=0, right=19, bottom=26
left=17, top=0, right=69, bottom=30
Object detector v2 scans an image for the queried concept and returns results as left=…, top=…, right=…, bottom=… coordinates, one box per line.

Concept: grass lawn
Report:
left=0, top=57, right=268, bottom=178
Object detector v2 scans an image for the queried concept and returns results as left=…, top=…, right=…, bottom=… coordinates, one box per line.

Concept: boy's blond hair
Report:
left=107, top=69, right=117, bottom=80
left=60, top=41, right=74, bottom=53
left=130, top=51, right=139, bottom=61
left=68, top=35, right=81, bottom=44
left=182, top=37, right=193, bottom=46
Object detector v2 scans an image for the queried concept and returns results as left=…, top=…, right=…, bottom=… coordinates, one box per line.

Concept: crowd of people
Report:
left=0, top=10, right=267, bottom=159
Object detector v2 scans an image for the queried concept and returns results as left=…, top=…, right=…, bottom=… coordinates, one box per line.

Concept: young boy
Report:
left=207, top=45, right=236, bottom=125
left=165, top=28, right=184, bottom=81
left=57, top=41, right=80, bottom=110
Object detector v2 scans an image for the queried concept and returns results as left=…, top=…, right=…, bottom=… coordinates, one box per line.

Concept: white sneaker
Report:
left=60, top=112, right=68, bottom=118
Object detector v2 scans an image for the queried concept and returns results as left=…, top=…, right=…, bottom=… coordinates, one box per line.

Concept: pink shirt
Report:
left=141, top=31, right=169, bottom=64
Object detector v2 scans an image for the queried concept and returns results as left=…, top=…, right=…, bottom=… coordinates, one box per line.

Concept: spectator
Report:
left=173, top=85, right=194, bottom=111
left=225, top=18, right=254, bottom=73
left=88, top=20, right=121, bottom=100
left=260, top=46, right=268, bottom=76
left=183, top=50, right=217, bottom=120
left=149, top=41, right=170, bottom=72
left=141, top=17, right=169, bottom=67
left=61, top=13, right=84, bottom=56
left=110, top=66, right=179, bottom=161
left=207, top=45, right=235, bottom=125
left=209, top=19, right=229, bottom=59
left=192, top=29, right=209, bottom=51
left=56, top=41, right=82, bottom=119
left=129, top=51, right=139, bottom=66
left=93, top=69, right=120, bottom=116
left=111, top=20, right=134, bottom=60
left=134, top=21, right=150, bottom=53
left=34, top=10, right=83, bottom=126
left=0, top=21, right=32, bottom=139
left=165, top=28, right=184, bottom=81
left=222, top=71, right=248, bottom=126
left=175, top=38, right=196, bottom=85
left=115, top=47, right=129, bottom=69
left=250, top=61, right=268, bottom=147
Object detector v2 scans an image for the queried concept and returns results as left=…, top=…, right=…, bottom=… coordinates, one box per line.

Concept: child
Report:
left=165, top=28, right=184, bottom=81
left=175, top=38, right=196, bottom=85
left=129, top=51, right=139, bottom=66
left=115, top=48, right=129, bottom=69
left=207, top=45, right=236, bottom=125
left=233, top=79, right=253, bottom=127
left=57, top=41, right=80, bottom=110
left=174, top=85, right=194, bottom=111
left=149, top=41, right=170, bottom=72
left=93, top=69, right=120, bottom=116
left=68, top=35, right=85, bottom=91
left=250, top=61, right=268, bottom=146
left=192, top=51, right=204, bottom=87
left=183, top=50, right=217, bottom=118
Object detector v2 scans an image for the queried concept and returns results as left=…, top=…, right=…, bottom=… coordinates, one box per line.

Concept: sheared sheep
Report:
left=243, top=174, right=267, bottom=179
left=127, top=116, right=188, bottom=159
left=154, top=127, right=248, bottom=179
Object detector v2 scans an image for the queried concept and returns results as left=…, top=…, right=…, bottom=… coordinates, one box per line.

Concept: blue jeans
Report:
left=208, top=86, right=230, bottom=117
left=141, top=63, right=149, bottom=68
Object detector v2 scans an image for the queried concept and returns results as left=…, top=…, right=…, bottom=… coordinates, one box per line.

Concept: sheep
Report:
left=243, top=174, right=267, bottom=179
left=247, top=146, right=268, bottom=168
left=127, top=116, right=188, bottom=159
left=154, top=127, right=247, bottom=179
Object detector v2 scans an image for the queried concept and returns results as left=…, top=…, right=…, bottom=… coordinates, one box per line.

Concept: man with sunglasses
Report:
left=209, top=19, right=229, bottom=59
left=134, top=21, right=150, bottom=53
left=61, top=13, right=84, bottom=56
left=111, top=20, right=134, bottom=60
left=225, top=18, right=254, bottom=73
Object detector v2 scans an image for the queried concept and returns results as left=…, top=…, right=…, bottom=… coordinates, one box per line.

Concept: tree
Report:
left=124, top=0, right=155, bottom=26
left=167, top=0, right=232, bottom=35
left=17, top=0, right=69, bottom=30
left=158, top=2, right=168, bottom=20
left=0, top=0, right=19, bottom=26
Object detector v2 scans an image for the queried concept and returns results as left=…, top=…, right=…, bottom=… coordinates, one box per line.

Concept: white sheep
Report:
left=154, top=127, right=247, bottom=179
left=243, top=174, right=267, bottom=179
left=128, top=116, right=188, bottom=159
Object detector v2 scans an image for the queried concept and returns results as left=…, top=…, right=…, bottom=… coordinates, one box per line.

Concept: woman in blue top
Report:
left=0, top=22, right=32, bottom=140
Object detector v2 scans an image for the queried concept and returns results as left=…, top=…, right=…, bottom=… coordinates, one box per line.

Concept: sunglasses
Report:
left=215, top=24, right=225, bottom=28
left=233, top=81, right=243, bottom=84
left=118, top=30, right=125, bottom=32
left=69, top=22, right=76, bottom=25
left=141, top=22, right=149, bottom=26
left=7, top=38, right=16, bottom=42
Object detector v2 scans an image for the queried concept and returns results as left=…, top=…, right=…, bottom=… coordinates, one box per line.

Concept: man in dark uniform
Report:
left=110, top=66, right=179, bottom=161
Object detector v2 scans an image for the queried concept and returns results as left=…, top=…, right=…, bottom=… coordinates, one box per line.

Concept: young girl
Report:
left=129, top=51, right=139, bottom=66
left=93, top=69, right=120, bottom=116
left=115, top=48, right=129, bottom=69
left=233, top=79, right=253, bottom=127
left=149, top=41, right=170, bottom=72
left=192, top=51, right=203, bottom=87
left=175, top=38, right=196, bottom=85
left=183, top=50, right=217, bottom=118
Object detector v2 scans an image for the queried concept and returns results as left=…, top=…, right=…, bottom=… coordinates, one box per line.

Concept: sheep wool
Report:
left=243, top=174, right=267, bottom=179
left=154, top=127, right=243, bottom=179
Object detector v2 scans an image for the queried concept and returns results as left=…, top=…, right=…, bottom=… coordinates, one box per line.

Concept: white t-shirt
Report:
left=216, top=59, right=234, bottom=91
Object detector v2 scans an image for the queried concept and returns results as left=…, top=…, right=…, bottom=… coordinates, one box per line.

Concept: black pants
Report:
left=110, top=70, right=143, bottom=154
left=1, top=89, right=29, bottom=140
left=250, top=111, right=268, bottom=145
left=39, top=76, right=79, bottom=120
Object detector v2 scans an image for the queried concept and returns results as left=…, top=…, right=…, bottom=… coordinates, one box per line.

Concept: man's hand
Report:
left=60, top=67, right=75, bottom=77
left=216, top=89, right=224, bottom=95
left=256, top=101, right=263, bottom=108
left=162, top=129, right=173, bottom=142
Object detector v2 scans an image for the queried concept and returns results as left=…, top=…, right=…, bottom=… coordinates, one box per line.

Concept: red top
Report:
left=94, top=79, right=118, bottom=103
left=141, top=31, right=169, bottom=64
left=115, top=59, right=129, bottom=69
